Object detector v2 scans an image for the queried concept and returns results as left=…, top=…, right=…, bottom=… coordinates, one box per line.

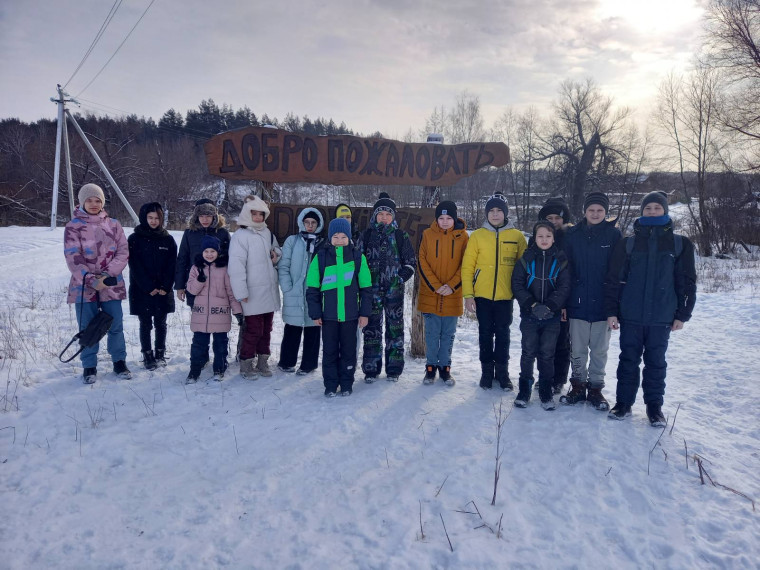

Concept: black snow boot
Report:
left=479, top=361, right=494, bottom=389
left=154, top=349, right=167, bottom=367
left=113, top=360, right=132, bottom=380
left=438, top=366, right=455, bottom=386
left=560, top=380, right=587, bottom=405
left=423, top=364, right=437, bottom=385
left=142, top=350, right=158, bottom=371
left=608, top=402, right=632, bottom=420
left=514, top=378, right=532, bottom=408
left=495, top=363, right=513, bottom=392
left=646, top=403, right=667, bottom=427
left=586, top=387, right=609, bottom=411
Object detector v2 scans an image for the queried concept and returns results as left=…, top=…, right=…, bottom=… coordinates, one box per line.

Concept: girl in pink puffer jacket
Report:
left=185, top=236, right=242, bottom=383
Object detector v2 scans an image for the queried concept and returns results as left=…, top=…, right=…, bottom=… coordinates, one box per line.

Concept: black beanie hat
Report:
left=435, top=201, right=458, bottom=220
left=302, top=210, right=320, bottom=223
left=583, top=192, right=609, bottom=213
left=485, top=195, right=508, bottom=217
left=640, top=191, right=669, bottom=215
left=373, top=197, right=397, bottom=221
left=538, top=196, right=570, bottom=223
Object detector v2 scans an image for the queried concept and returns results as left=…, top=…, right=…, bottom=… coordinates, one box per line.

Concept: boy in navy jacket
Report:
left=605, top=191, right=696, bottom=426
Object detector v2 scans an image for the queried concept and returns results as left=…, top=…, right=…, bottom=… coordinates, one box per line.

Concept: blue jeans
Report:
left=75, top=300, right=127, bottom=368
left=615, top=323, right=671, bottom=406
left=423, top=314, right=458, bottom=367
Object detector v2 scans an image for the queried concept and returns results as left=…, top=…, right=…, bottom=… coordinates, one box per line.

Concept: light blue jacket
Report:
left=278, top=208, right=325, bottom=327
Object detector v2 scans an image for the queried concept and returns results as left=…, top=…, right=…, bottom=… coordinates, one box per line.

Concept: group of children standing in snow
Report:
left=63, top=184, right=696, bottom=426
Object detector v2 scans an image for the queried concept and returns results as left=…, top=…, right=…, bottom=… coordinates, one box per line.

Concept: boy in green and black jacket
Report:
left=306, top=218, right=373, bottom=397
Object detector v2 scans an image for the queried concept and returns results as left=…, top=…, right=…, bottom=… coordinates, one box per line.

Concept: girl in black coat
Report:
left=128, top=202, right=177, bottom=369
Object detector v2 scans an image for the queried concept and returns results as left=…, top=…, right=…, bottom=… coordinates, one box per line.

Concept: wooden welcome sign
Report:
left=205, top=126, right=510, bottom=186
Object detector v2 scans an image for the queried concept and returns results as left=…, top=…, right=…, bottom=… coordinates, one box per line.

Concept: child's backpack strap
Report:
left=674, top=234, right=683, bottom=257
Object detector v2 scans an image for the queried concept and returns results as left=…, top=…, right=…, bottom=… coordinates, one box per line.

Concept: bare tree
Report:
left=536, top=79, right=631, bottom=216
left=654, top=68, right=725, bottom=255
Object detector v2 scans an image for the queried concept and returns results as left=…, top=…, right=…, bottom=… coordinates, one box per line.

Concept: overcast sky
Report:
left=0, top=0, right=705, bottom=139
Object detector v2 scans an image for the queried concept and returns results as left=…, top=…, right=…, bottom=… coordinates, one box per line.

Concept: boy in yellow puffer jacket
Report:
left=462, top=195, right=527, bottom=390
left=417, top=201, right=469, bottom=386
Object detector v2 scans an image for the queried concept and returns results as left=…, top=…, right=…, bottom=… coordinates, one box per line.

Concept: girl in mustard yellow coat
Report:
left=417, top=201, right=469, bottom=386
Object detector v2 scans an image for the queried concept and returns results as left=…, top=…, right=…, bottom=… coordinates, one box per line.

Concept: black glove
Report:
left=235, top=313, right=244, bottom=326
left=197, top=266, right=206, bottom=283
left=102, top=275, right=117, bottom=286
left=531, top=303, right=553, bottom=320
left=398, top=266, right=414, bottom=283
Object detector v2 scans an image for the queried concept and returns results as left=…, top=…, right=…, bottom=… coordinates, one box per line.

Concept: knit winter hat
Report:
left=78, top=183, right=105, bottom=206
left=335, top=203, right=352, bottom=218
left=640, top=191, right=669, bottom=215
left=302, top=210, right=320, bottom=224
left=583, top=192, right=609, bottom=213
left=485, top=195, right=508, bottom=217
left=201, top=235, right=221, bottom=253
left=538, top=196, right=570, bottom=223
left=328, top=218, right=352, bottom=241
left=435, top=200, right=458, bottom=220
left=373, top=197, right=396, bottom=221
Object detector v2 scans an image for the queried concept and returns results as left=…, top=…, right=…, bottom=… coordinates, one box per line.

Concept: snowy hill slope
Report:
left=0, top=227, right=758, bottom=569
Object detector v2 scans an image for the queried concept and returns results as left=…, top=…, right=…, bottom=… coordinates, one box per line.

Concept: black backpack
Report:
left=59, top=274, right=115, bottom=363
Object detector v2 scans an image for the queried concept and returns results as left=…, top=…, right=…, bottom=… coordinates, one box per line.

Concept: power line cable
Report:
left=63, top=0, right=123, bottom=89
left=75, top=0, right=158, bottom=98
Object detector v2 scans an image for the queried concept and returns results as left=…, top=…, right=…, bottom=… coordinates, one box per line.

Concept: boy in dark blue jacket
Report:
left=561, top=192, right=621, bottom=411
left=604, top=191, right=697, bottom=426
left=512, top=222, right=571, bottom=409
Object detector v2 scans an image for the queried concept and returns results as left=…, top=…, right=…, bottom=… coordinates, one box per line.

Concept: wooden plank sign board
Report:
left=264, top=204, right=436, bottom=249
left=205, top=126, right=510, bottom=186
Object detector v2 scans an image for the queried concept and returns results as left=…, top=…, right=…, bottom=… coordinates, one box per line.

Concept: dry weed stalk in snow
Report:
left=491, top=398, right=512, bottom=506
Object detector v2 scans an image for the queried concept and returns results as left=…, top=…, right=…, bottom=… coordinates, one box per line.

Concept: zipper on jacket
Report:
left=541, top=250, right=546, bottom=303
left=492, top=231, right=500, bottom=300
left=205, top=264, right=212, bottom=331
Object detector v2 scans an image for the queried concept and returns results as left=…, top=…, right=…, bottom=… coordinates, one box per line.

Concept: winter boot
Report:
left=142, top=350, right=158, bottom=371
left=552, top=383, right=565, bottom=395
left=256, top=354, right=273, bottom=377
left=479, top=361, right=494, bottom=389
left=154, top=349, right=167, bottom=367
left=278, top=364, right=296, bottom=373
left=560, top=380, right=587, bottom=405
left=646, top=403, right=667, bottom=427
left=423, top=365, right=437, bottom=385
left=82, top=367, right=97, bottom=385
left=438, top=366, right=455, bottom=386
left=113, top=360, right=132, bottom=380
left=586, top=387, right=609, bottom=411
left=495, top=363, right=513, bottom=392
left=240, top=357, right=259, bottom=380
left=541, top=397, right=557, bottom=411
left=608, top=402, right=632, bottom=420
left=514, top=378, right=533, bottom=408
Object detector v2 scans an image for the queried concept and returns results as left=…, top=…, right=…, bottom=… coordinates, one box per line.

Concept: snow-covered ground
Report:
left=0, top=226, right=758, bottom=569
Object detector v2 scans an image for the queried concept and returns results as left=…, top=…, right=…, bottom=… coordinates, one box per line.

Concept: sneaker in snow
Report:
left=646, top=403, right=666, bottom=427
left=444, top=377, right=456, bottom=387
left=386, top=375, right=400, bottom=382
left=541, top=398, right=556, bottom=411
left=341, top=390, right=352, bottom=397
left=82, top=367, right=97, bottom=384
left=608, top=402, right=632, bottom=420
left=213, top=370, right=225, bottom=382
left=113, top=360, right=132, bottom=380
left=501, top=381, right=514, bottom=393
left=552, top=383, right=565, bottom=395
left=364, top=375, right=377, bottom=384
left=278, top=365, right=296, bottom=373
left=296, top=368, right=315, bottom=376
left=324, top=390, right=337, bottom=398
left=185, top=371, right=200, bottom=384
left=423, top=365, right=436, bottom=385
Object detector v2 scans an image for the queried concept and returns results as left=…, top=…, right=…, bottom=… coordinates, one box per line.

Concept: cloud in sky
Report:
left=0, top=0, right=704, bottom=138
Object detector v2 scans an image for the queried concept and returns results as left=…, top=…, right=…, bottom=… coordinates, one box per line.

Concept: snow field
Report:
left=0, top=227, right=758, bottom=569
